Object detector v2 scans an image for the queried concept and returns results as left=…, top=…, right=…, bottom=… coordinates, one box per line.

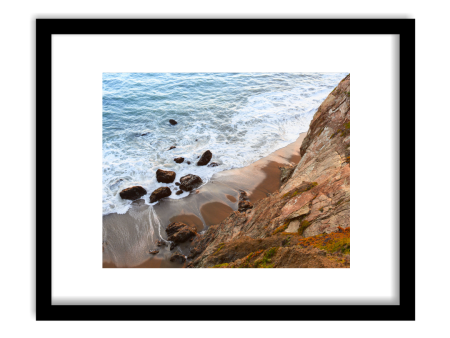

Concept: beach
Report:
left=103, top=132, right=306, bottom=268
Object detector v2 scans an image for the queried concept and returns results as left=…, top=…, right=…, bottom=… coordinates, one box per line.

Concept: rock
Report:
left=156, top=240, right=167, bottom=247
left=141, top=132, right=150, bottom=136
left=166, top=222, right=197, bottom=243
left=170, top=242, right=177, bottom=250
left=169, top=119, right=177, bottom=125
left=187, top=161, right=191, bottom=165
left=279, top=164, right=295, bottom=184
left=156, top=169, right=176, bottom=183
left=207, top=162, right=219, bottom=167
left=168, top=146, right=176, bottom=150
left=239, top=190, right=249, bottom=201
left=150, top=187, right=171, bottom=203
left=179, top=174, right=203, bottom=192
left=170, top=252, right=186, bottom=263
left=176, top=190, right=183, bottom=195
left=238, top=200, right=253, bottom=213
left=197, top=150, right=212, bottom=166
left=195, top=139, right=198, bottom=141
left=175, top=182, right=180, bottom=186
left=119, top=186, right=147, bottom=200
left=149, top=250, right=159, bottom=255
left=174, top=157, right=184, bottom=164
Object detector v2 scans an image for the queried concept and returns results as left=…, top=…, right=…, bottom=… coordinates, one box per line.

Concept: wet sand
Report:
left=103, top=132, right=306, bottom=268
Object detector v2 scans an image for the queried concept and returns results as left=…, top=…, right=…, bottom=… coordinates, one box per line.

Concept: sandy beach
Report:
left=103, top=132, right=306, bottom=268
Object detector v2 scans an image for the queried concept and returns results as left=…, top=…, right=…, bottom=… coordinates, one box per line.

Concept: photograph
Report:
left=102, top=72, right=351, bottom=268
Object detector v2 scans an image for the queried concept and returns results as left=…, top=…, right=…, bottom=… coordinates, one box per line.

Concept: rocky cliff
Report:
left=187, top=74, right=350, bottom=268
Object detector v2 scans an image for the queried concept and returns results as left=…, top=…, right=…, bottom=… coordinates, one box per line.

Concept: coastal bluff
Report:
left=188, top=74, right=350, bottom=268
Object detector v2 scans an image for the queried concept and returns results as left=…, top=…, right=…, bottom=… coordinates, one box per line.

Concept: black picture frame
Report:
left=36, top=18, right=415, bottom=321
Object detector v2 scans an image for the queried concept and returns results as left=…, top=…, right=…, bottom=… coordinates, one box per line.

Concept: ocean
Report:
left=102, top=72, right=347, bottom=215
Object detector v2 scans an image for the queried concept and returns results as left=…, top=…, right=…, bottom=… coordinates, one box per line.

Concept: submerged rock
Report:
left=166, top=222, right=197, bottom=243
left=170, top=252, right=186, bottom=263
left=179, top=174, right=203, bottom=192
left=131, top=199, right=146, bottom=206
left=207, top=162, right=219, bottom=167
left=174, top=157, right=184, bottom=164
left=169, top=119, right=177, bottom=125
left=238, top=200, right=253, bottom=213
left=141, top=132, right=150, bottom=136
left=156, top=169, right=176, bottom=183
left=119, top=186, right=147, bottom=200
left=168, top=146, right=176, bottom=150
left=197, top=150, right=212, bottom=166
left=150, top=187, right=172, bottom=203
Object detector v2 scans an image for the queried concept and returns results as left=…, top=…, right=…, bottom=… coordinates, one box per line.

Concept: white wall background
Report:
left=0, top=0, right=448, bottom=337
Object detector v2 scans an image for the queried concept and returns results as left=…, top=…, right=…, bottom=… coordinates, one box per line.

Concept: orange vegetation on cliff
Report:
left=297, top=227, right=350, bottom=254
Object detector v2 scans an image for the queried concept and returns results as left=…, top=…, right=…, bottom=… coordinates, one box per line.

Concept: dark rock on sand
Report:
left=197, top=150, right=212, bottom=166
left=187, top=161, right=191, bottom=165
left=156, top=169, right=176, bottom=183
left=170, top=242, right=177, bottom=250
left=176, top=190, right=183, bottom=195
left=166, top=222, right=197, bottom=243
left=119, top=186, right=147, bottom=200
left=174, top=157, right=184, bottom=164
left=150, top=187, right=172, bottom=203
left=238, top=200, right=253, bottom=213
left=175, top=182, right=180, bottom=186
left=179, top=174, right=203, bottom=192
left=168, top=146, right=176, bottom=150
left=141, top=132, right=150, bottom=136
left=169, top=119, right=178, bottom=125
left=239, top=190, right=249, bottom=201
left=149, top=250, right=159, bottom=255
left=170, top=252, right=186, bottom=263
left=207, top=162, right=219, bottom=167
left=156, top=240, right=167, bottom=247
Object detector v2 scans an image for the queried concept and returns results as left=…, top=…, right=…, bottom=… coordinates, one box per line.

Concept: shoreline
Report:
left=103, top=132, right=306, bottom=268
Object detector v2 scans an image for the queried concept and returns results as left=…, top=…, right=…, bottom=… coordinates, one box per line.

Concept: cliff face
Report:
left=188, top=74, right=350, bottom=268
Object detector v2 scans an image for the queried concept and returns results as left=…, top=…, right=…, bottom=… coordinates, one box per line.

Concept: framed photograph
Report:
left=37, top=18, right=415, bottom=320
